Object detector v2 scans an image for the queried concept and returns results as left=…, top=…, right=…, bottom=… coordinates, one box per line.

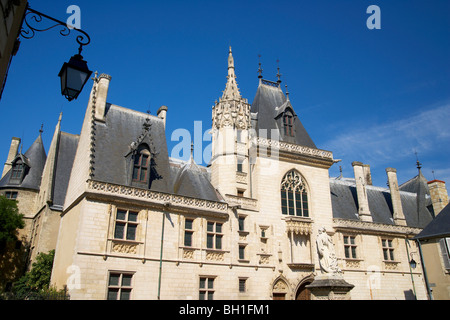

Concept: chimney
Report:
left=95, top=73, right=112, bottom=122
left=352, top=161, right=372, bottom=222
left=386, top=168, right=407, bottom=226
left=363, top=164, right=372, bottom=185
left=2, top=137, right=21, bottom=178
left=427, top=179, right=449, bottom=215
left=157, top=105, right=168, bottom=129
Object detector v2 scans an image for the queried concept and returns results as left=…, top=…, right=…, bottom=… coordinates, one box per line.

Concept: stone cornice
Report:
left=255, top=137, right=334, bottom=168
left=86, top=179, right=228, bottom=217
left=333, top=218, right=422, bottom=236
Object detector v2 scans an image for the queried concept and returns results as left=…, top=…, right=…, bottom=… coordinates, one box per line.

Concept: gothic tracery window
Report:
left=280, top=170, right=309, bottom=217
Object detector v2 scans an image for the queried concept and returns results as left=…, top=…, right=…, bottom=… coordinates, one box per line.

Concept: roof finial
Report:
left=415, top=150, right=422, bottom=171
left=276, top=59, right=282, bottom=84
left=257, top=54, right=263, bottom=79
left=39, top=123, right=44, bottom=135
left=285, top=84, right=289, bottom=100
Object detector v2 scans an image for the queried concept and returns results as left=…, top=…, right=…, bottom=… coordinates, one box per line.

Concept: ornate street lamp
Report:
left=58, top=49, right=92, bottom=101
left=20, top=5, right=92, bottom=101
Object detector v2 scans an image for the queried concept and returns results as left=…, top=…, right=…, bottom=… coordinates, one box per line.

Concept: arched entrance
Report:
left=272, top=277, right=289, bottom=300
left=295, top=281, right=312, bottom=300
left=295, top=276, right=314, bottom=300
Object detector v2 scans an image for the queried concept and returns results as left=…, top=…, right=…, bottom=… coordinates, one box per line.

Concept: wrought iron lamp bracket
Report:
left=20, top=5, right=90, bottom=54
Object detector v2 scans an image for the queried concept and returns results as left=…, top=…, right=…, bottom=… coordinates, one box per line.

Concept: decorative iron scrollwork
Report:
left=20, top=5, right=90, bottom=53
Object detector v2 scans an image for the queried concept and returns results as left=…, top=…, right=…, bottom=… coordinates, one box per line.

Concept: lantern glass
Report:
left=58, top=53, right=92, bottom=101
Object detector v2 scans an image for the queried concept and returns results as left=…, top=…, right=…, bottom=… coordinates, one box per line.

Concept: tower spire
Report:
left=222, top=46, right=241, bottom=100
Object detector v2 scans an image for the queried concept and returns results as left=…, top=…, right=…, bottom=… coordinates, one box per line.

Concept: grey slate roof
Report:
left=250, top=79, right=316, bottom=148
left=92, top=103, right=221, bottom=203
left=330, top=178, right=434, bottom=228
left=93, top=104, right=172, bottom=194
left=51, top=132, right=79, bottom=209
left=0, top=134, right=47, bottom=191
left=414, top=203, right=450, bottom=240
left=170, top=158, right=222, bottom=202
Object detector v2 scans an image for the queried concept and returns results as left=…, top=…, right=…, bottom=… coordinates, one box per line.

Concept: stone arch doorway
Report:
left=272, top=277, right=290, bottom=300
left=295, top=276, right=314, bottom=300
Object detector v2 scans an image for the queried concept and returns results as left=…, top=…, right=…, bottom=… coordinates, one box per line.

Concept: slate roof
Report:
left=170, top=157, right=222, bottom=202
left=51, top=132, right=79, bottom=209
left=250, top=79, right=316, bottom=148
left=0, top=134, right=47, bottom=191
left=93, top=103, right=172, bottom=194
left=414, top=203, right=450, bottom=240
left=92, top=103, right=221, bottom=202
left=330, top=178, right=434, bottom=228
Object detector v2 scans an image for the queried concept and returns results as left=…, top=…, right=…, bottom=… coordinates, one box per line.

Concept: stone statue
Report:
left=316, top=227, right=341, bottom=274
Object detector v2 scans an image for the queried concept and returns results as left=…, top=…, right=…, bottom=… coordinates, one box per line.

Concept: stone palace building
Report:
left=1, top=47, right=448, bottom=300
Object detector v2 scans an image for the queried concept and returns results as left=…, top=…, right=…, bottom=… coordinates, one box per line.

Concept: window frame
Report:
left=381, top=238, right=395, bottom=261
left=343, top=235, right=358, bottom=259
left=113, top=209, right=139, bottom=241
left=283, top=112, right=294, bottom=137
left=206, top=221, right=223, bottom=250
left=280, top=170, right=309, bottom=218
left=132, top=146, right=151, bottom=184
left=5, top=191, right=18, bottom=200
left=9, top=159, right=27, bottom=184
left=184, top=218, right=194, bottom=247
left=199, top=276, right=215, bottom=300
left=107, top=271, right=134, bottom=300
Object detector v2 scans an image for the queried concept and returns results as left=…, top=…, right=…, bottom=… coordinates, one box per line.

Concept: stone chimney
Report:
left=2, top=137, right=20, bottom=178
left=427, top=179, right=449, bottom=215
left=386, top=168, right=407, bottom=226
left=95, top=73, right=112, bottom=122
left=363, top=164, right=372, bottom=185
left=352, top=161, right=372, bottom=222
left=157, top=105, right=168, bottom=129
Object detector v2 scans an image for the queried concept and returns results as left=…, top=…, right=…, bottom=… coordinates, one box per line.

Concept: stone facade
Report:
left=2, top=48, right=446, bottom=300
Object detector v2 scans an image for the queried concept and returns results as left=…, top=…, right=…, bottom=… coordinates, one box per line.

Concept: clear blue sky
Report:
left=1, top=0, right=449, bottom=188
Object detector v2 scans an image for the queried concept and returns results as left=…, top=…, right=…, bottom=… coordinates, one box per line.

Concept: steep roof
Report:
left=93, top=104, right=172, bottom=194
left=250, top=79, right=316, bottom=148
left=330, top=178, right=434, bottom=228
left=171, top=156, right=222, bottom=202
left=51, top=132, right=79, bottom=209
left=0, top=133, right=47, bottom=191
left=414, top=203, right=450, bottom=240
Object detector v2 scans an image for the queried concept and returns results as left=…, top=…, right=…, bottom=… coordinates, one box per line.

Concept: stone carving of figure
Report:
left=316, top=226, right=341, bottom=274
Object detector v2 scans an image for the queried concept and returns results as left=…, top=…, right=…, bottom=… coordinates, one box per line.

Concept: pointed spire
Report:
left=285, top=84, right=290, bottom=100
left=222, top=46, right=241, bottom=100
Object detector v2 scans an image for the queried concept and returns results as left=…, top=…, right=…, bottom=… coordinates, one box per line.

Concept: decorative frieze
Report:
left=225, top=194, right=258, bottom=211
left=206, top=250, right=225, bottom=261
left=285, top=217, right=312, bottom=235
left=256, top=137, right=333, bottom=161
left=111, top=240, right=138, bottom=254
left=86, top=180, right=228, bottom=215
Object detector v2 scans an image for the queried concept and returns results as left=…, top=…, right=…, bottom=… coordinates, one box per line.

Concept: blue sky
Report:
left=1, top=0, right=449, bottom=188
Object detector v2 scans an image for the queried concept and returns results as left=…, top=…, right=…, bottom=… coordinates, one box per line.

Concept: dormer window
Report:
left=132, top=145, right=150, bottom=183
left=283, top=112, right=294, bottom=137
left=9, top=158, right=28, bottom=184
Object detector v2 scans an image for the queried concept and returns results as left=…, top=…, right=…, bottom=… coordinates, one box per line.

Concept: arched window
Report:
left=280, top=170, right=309, bottom=217
left=132, top=145, right=150, bottom=183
